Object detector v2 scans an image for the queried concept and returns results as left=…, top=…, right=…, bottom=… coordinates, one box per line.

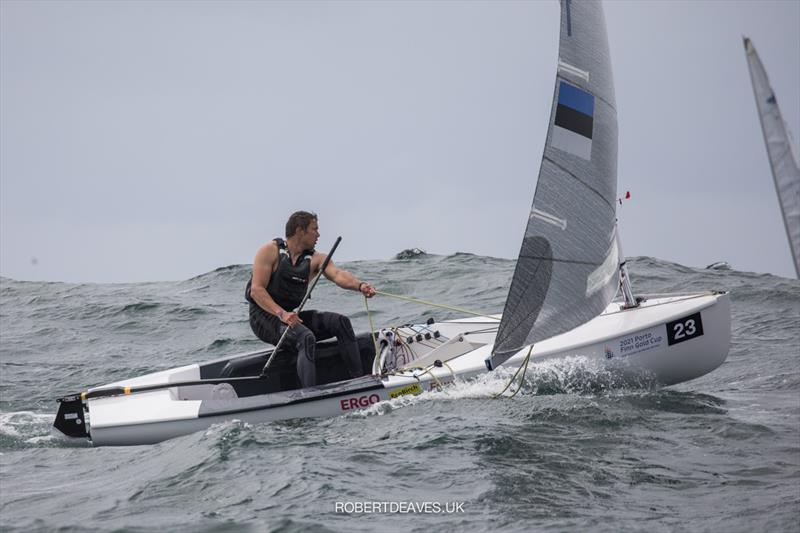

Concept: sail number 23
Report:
left=666, top=312, right=704, bottom=346
left=674, top=320, right=696, bottom=339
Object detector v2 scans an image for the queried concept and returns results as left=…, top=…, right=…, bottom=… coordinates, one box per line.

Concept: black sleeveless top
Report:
left=245, top=238, right=315, bottom=311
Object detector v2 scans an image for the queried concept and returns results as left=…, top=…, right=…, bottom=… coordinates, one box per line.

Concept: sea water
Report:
left=1, top=254, right=798, bottom=532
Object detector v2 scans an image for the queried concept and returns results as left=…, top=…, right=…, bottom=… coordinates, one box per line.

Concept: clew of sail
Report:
left=744, top=37, right=800, bottom=279
left=487, top=0, right=619, bottom=370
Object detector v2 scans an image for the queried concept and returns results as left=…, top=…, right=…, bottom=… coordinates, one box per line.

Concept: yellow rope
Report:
left=411, top=366, right=444, bottom=390
left=364, top=295, right=381, bottom=369
left=506, top=348, right=532, bottom=399
left=492, top=345, right=533, bottom=399
left=441, top=361, right=455, bottom=377
left=382, top=360, right=454, bottom=396
left=385, top=364, right=448, bottom=395
left=374, top=289, right=500, bottom=321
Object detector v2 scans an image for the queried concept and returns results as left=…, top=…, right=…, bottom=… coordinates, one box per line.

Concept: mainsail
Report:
left=487, top=0, right=619, bottom=370
left=744, top=37, right=800, bottom=278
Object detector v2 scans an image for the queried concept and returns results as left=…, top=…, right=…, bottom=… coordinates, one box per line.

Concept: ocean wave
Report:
left=185, top=264, right=250, bottom=283
left=394, top=248, right=428, bottom=260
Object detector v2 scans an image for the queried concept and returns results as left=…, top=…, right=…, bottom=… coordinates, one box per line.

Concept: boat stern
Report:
left=53, top=394, right=89, bottom=440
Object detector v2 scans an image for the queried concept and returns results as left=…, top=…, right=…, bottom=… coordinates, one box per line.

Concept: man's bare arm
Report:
left=318, top=255, right=376, bottom=298
left=250, top=242, right=303, bottom=326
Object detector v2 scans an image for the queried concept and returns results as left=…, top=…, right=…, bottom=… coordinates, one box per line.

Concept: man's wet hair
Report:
left=286, top=211, right=318, bottom=238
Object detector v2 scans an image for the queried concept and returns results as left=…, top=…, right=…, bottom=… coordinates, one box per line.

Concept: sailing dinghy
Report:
left=53, top=1, right=731, bottom=446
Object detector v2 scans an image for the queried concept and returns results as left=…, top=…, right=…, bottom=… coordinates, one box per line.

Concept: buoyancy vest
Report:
left=245, top=238, right=315, bottom=311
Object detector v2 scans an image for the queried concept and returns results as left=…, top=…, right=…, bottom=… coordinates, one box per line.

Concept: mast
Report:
left=616, top=225, right=638, bottom=309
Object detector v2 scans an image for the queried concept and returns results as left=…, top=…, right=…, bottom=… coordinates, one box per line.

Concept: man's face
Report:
left=300, top=220, right=320, bottom=248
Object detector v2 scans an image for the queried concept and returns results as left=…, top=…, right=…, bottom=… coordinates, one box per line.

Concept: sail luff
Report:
left=744, top=37, right=800, bottom=278
left=487, top=0, right=619, bottom=370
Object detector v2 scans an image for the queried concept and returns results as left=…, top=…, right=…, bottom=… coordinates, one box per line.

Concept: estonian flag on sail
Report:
left=551, top=81, right=594, bottom=160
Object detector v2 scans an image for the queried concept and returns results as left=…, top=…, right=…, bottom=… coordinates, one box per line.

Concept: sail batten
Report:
left=487, top=0, right=619, bottom=370
left=744, top=37, right=800, bottom=278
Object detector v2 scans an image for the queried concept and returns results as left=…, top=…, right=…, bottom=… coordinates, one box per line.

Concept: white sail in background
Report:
left=487, top=0, right=619, bottom=370
left=744, top=37, right=800, bottom=278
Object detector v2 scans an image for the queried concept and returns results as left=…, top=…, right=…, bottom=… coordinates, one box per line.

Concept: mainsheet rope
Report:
left=372, top=289, right=501, bottom=321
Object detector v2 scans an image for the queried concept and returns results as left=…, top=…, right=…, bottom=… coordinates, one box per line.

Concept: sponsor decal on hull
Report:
left=340, top=394, right=381, bottom=411
left=389, top=383, right=423, bottom=399
left=611, top=312, right=705, bottom=359
left=427, top=377, right=454, bottom=392
left=617, top=327, right=665, bottom=357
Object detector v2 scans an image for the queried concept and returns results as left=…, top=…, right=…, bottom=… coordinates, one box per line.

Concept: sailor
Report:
left=246, top=211, right=376, bottom=388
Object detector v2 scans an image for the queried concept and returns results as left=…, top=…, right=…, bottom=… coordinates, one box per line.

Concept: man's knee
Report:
left=327, top=313, right=356, bottom=341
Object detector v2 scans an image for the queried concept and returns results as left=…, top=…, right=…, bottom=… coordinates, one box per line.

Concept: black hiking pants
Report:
left=249, top=304, right=363, bottom=388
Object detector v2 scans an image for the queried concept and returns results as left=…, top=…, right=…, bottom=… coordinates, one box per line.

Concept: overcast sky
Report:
left=2, top=0, right=798, bottom=283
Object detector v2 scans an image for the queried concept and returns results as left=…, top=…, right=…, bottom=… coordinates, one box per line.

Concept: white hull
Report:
left=55, top=292, right=730, bottom=446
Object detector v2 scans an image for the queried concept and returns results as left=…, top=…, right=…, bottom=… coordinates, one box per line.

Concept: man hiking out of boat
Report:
left=246, top=211, right=376, bottom=388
